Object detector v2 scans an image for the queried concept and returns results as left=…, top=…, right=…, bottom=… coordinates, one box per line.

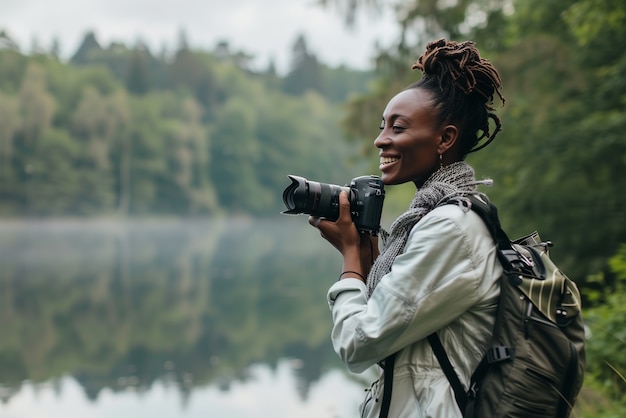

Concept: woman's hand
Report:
left=309, top=191, right=378, bottom=281
left=309, top=191, right=360, bottom=254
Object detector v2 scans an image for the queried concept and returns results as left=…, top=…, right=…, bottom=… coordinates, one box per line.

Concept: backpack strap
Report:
left=378, top=353, right=396, bottom=418
left=427, top=333, right=468, bottom=413
left=465, top=195, right=530, bottom=274
left=384, top=195, right=522, bottom=418
left=426, top=194, right=524, bottom=416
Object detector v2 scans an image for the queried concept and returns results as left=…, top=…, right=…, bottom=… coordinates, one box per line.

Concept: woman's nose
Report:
left=374, top=131, right=389, bottom=149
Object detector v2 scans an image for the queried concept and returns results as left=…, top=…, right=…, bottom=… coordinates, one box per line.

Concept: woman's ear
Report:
left=438, top=125, right=459, bottom=155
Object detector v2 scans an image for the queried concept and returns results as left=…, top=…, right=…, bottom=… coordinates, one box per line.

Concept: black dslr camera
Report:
left=281, top=175, right=385, bottom=233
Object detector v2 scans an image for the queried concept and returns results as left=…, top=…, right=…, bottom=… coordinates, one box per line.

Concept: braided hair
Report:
left=410, top=39, right=505, bottom=155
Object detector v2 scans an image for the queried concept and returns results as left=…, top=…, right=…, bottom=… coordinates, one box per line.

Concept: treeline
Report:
left=0, top=30, right=374, bottom=217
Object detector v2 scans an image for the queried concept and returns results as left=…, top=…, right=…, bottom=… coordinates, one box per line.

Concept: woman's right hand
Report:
left=309, top=191, right=360, bottom=256
left=309, top=191, right=379, bottom=280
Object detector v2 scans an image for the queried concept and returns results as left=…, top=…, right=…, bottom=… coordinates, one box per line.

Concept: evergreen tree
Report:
left=282, top=34, right=326, bottom=96
left=49, top=36, right=61, bottom=59
left=70, top=31, right=103, bottom=65
left=0, top=29, right=20, bottom=52
left=126, top=46, right=150, bottom=95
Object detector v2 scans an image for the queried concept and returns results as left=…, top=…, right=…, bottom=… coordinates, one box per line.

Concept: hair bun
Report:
left=412, top=38, right=503, bottom=105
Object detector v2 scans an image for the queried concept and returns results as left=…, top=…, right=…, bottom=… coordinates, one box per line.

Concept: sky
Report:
left=0, top=0, right=399, bottom=73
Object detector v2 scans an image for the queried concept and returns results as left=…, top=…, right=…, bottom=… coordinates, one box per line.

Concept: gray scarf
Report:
left=366, top=161, right=483, bottom=298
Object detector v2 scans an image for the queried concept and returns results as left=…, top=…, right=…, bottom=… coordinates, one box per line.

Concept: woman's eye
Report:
left=379, top=120, right=405, bottom=133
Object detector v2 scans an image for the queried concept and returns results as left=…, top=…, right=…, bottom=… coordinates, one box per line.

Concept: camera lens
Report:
left=282, top=175, right=344, bottom=220
left=282, top=175, right=307, bottom=213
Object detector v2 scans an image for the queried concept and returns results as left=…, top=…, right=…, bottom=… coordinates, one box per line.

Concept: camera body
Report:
left=282, top=174, right=385, bottom=233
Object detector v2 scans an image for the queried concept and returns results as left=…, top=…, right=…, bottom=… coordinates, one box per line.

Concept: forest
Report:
left=0, top=28, right=372, bottom=218
left=0, top=0, right=625, bottom=415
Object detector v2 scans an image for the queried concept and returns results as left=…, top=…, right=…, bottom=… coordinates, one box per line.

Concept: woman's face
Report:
left=374, top=88, right=444, bottom=187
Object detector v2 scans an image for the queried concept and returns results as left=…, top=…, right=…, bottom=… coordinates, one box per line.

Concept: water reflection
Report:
left=0, top=218, right=371, bottom=417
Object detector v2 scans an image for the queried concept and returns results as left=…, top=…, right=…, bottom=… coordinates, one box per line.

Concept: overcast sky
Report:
left=0, top=0, right=398, bottom=73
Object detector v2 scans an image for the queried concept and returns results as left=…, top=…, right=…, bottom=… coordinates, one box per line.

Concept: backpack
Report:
left=379, top=194, right=586, bottom=418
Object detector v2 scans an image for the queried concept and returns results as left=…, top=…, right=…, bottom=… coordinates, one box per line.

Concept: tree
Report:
left=26, top=128, right=82, bottom=214
left=282, top=34, right=326, bottom=96
left=160, top=96, right=217, bottom=214
left=17, top=63, right=56, bottom=146
left=169, top=49, right=219, bottom=115
left=0, top=92, right=21, bottom=215
left=0, top=29, right=20, bottom=52
left=70, top=31, right=103, bottom=65
left=49, top=36, right=61, bottom=59
left=70, top=87, right=130, bottom=213
left=209, top=95, right=261, bottom=212
left=0, top=93, right=20, bottom=176
left=13, top=64, right=57, bottom=214
left=126, top=45, right=151, bottom=95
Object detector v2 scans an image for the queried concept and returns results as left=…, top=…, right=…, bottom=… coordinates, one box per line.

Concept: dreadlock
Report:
left=410, top=38, right=505, bottom=155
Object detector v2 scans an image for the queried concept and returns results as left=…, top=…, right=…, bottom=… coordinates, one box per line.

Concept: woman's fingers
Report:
left=337, top=190, right=353, bottom=223
left=308, top=216, right=322, bottom=228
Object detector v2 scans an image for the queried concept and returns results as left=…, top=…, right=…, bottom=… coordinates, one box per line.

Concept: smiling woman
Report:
left=376, top=88, right=446, bottom=186
left=308, top=38, right=506, bottom=418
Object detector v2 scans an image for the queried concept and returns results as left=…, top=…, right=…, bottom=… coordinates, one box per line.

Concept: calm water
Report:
left=0, top=218, right=377, bottom=418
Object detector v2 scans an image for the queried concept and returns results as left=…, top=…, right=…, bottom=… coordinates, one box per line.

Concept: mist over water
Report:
left=0, top=218, right=374, bottom=418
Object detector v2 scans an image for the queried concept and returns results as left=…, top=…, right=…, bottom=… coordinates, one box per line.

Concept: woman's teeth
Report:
left=380, top=157, right=399, bottom=166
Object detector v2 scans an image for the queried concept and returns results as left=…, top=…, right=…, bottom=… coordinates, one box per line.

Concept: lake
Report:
left=0, top=218, right=377, bottom=418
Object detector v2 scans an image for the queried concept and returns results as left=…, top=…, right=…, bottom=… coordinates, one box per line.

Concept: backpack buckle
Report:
left=486, top=346, right=515, bottom=364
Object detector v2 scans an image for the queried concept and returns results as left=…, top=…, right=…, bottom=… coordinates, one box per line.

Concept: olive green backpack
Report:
left=428, top=194, right=586, bottom=418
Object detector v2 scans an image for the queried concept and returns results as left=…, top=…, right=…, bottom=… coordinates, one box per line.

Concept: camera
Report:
left=281, top=175, right=385, bottom=233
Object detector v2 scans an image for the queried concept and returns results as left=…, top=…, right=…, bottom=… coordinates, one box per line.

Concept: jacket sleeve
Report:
left=327, top=207, right=489, bottom=373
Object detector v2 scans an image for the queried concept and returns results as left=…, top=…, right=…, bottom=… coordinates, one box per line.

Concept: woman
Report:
left=309, top=39, right=505, bottom=417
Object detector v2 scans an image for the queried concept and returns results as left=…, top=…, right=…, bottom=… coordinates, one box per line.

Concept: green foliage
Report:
left=564, top=0, right=626, bottom=65
left=25, top=128, right=82, bottom=215
left=126, top=48, right=151, bottom=95
left=0, top=34, right=364, bottom=218
left=0, top=49, right=29, bottom=93
left=479, top=1, right=626, bottom=280
left=322, top=65, right=376, bottom=104
left=579, top=245, right=626, bottom=415
left=609, top=245, right=626, bottom=281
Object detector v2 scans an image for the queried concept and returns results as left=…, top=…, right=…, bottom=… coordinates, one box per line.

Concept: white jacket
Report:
left=327, top=203, right=502, bottom=418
